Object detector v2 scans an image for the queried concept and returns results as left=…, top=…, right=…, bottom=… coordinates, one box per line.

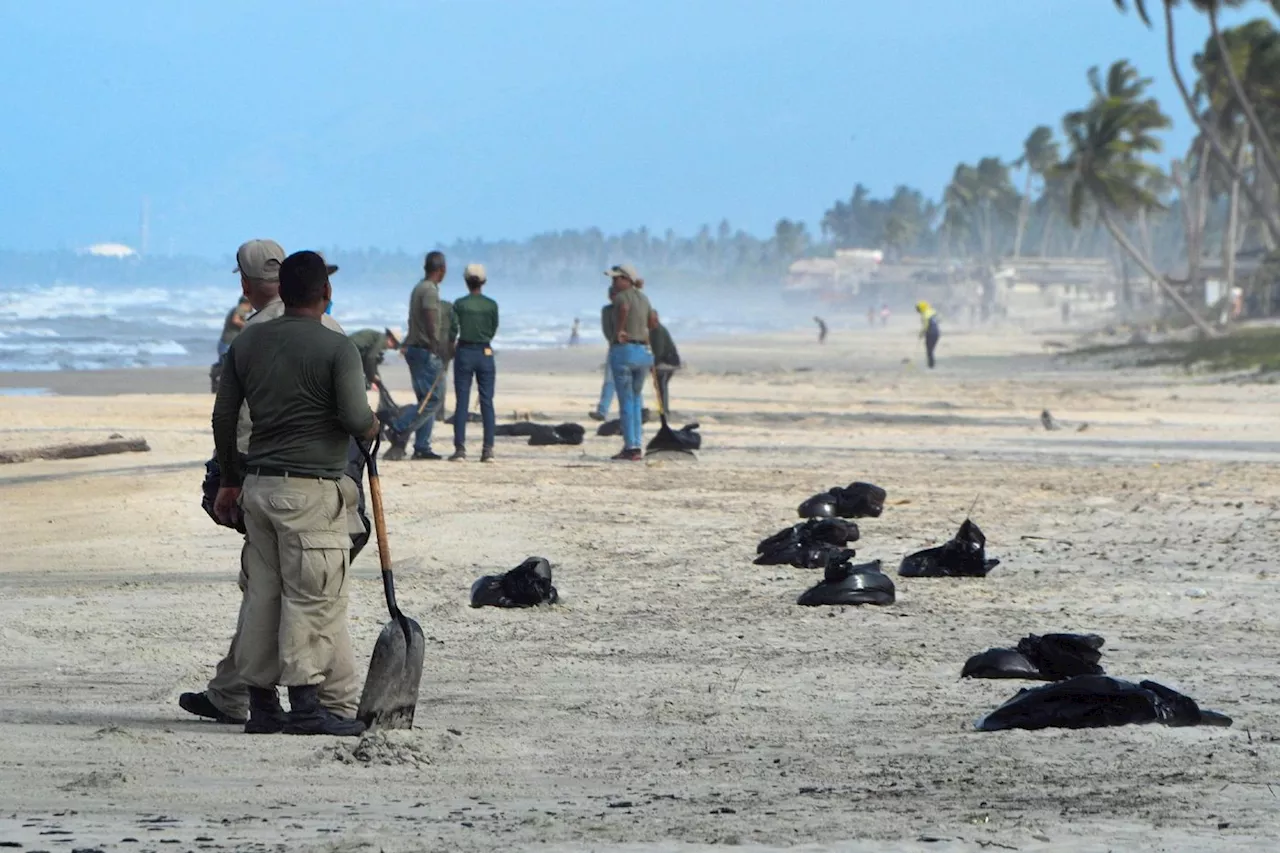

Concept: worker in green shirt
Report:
left=348, top=327, right=401, bottom=389
left=211, top=250, right=378, bottom=737
left=448, top=264, right=499, bottom=462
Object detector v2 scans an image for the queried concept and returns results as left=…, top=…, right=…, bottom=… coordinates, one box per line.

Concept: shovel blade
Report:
left=357, top=615, right=425, bottom=730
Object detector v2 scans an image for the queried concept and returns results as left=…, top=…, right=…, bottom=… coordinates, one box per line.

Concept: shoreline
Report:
left=0, top=325, right=1064, bottom=397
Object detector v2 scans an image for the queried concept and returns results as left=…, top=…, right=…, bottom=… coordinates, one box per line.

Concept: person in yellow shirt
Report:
left=916, top=301, right=940, bottom=369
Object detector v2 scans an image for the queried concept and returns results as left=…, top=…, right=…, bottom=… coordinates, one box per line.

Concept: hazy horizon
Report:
left=0, top=1, right=1265, bottom=257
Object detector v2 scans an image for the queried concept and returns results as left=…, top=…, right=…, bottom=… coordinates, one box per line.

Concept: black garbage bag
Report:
left=797, top=559, right=895, bottom=606
left=344, top=440, right=372, bottom=562
left=798, top=493, right=838, bottom=519
left=528, top=423, right=586, bottom=446
left=597, top=410, right=654, bottom=437
left=494, top=421, right=543, bottom=437
left=445, top=411, right=482, bottom=425
left=470, top=557, right=560, bottom=608
left=755, top=543, right=855, bottom=569
left=962, top=633, right=1105, bottom=681
left=830, top=482, right=886, bottom=518
left=975, top=675, right=1233, bottom=732
left=201, top=455, right=246, bottom=534
left=646, top=422, right=701, bottom=454
left=758, top=518, right=860, bottom=555
left=200, top=440, right=372, bottom=562
left=798, top=482, right=887, bottom=519
left=898, top=518, right=999, bottom=577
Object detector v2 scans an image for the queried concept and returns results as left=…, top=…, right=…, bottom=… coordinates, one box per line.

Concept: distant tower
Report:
left=139, top=196, right=150, bottom=256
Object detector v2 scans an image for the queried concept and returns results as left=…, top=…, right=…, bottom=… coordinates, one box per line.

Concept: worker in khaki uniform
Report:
left=181, top=239, right=362, bottom=727
left=212, top=250, right=378, bottom=737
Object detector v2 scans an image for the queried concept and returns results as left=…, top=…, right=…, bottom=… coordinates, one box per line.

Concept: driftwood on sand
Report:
left=0, top=437, right=150, bottom=465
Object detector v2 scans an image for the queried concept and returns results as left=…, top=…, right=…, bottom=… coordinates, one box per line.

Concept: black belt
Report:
left=457, top=340, right=491, bottom=347
left=247, top=467, right=340, bottom=481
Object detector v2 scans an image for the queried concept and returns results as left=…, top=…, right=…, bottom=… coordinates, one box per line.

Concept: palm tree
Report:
left=1012, top=126, right=1061, bottom=257
left=773, top=219, right=810, bottom=267
left=944, top=159, right=1018, bottom=261
left=1057, top=60, right=1218, bottom=335
left=1113, top=0, right=1280, bottom=243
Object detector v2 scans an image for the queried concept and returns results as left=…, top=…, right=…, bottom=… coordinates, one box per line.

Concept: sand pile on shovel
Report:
left=325, top=730, right=433, bottom=769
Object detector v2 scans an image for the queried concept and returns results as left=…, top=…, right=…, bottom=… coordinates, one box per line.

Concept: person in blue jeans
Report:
left=449, top=264, right=499, bottom=462
left=595, top=365, right=615, bottom=420
left=604, top=264, right=658, bottom=461
left=385, top=251, right=451, bottom=461
left=590, top=283, right=618, bottom=421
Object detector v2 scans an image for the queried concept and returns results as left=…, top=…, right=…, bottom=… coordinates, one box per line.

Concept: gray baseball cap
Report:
left=233, top=239, right=286, bottom=281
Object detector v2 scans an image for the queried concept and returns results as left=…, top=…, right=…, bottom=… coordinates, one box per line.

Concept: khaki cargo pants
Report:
left=231, top=472, right=360, bottom=716
left=205, top=474, right=364, bottom=719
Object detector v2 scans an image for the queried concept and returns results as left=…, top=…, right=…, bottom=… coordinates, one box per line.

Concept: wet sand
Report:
left=1, top=324, right=1278, bottom=852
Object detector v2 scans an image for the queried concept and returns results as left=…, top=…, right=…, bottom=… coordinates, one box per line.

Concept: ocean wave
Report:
left=0, top=338, right=187, bottom=356
left=0, top=280, right=809, bottom=372
left=0, top=284, right=233, bottom=323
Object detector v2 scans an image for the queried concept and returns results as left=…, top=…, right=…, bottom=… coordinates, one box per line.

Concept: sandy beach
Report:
left=1, top=324, right=1278, bottom=853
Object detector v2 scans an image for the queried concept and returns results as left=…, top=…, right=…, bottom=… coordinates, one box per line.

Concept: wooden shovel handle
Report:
left=360, top=437, right=400, bottom=618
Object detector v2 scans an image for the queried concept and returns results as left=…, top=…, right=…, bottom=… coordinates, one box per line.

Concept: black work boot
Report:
left=283, top=685, right=366, bottom=737
left=179, top=691, right=246, bottom=725
left=244, top=686, right=287, bottom=734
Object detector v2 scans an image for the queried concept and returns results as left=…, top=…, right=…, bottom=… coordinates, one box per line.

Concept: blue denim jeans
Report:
left=394, top=346, right=446, bottom=452
left=608, top=343, right=653, bottom=450
left=596, top=363, right=615, bottom=417
left=453, top=343, right=496, bottom=450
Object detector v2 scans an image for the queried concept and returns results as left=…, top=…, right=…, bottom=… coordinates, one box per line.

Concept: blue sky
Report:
left=0, top=0, right=1265, bottom=256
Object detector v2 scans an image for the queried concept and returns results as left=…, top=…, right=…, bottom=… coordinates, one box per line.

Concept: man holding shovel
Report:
left=183, top=239, right=364, bottom=728
left=385, top=251, right=451, bottom=461
left=212, top=250, right=379, bottom=737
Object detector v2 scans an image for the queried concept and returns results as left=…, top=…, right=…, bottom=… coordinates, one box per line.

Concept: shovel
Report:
left=356, top=436, right=426, bottom=730
left=645, top=368, right=696, bottom=459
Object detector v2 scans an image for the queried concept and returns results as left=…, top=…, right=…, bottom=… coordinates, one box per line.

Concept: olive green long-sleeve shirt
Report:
left=348, top=328, right=389, bottom=382
left=213, top=316, right=375, bottom=485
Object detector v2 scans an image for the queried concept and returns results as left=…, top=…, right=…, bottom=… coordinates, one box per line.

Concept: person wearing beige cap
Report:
left=448, top=263, right=499, bottom=461
left=604, top=264, right=658, bottom=461
left=181, top=238, right=365, bottom=729
left=212, top=250, right=376, bottom=736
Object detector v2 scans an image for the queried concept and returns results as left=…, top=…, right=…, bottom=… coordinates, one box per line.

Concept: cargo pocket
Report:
left=296, top=531, right=351, bottom=598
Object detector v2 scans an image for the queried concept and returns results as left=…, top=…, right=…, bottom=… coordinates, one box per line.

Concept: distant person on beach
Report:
left=569, top=318, right=581, bottom=346
left=385, top=251, right=451, bottom=461
left=219, top=296, right=252, bottom=358
left=880, top=303, right=891, bottom=326
left=916, top=300, right=940, bottom=368
left=211, top=250, right=376, bottom=737
left=590, top=281, right=619, bottom=422
left=348, top=327, right=401, bottom=390
left=449, top=264, right=499, bottom=463
left=867, top=307, right=875, bottom=327
left=183, top=238, right=363, bottom=730
left=815, top=316, right=829, bottom=343
left=606, top=263, right=658, bottom=461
